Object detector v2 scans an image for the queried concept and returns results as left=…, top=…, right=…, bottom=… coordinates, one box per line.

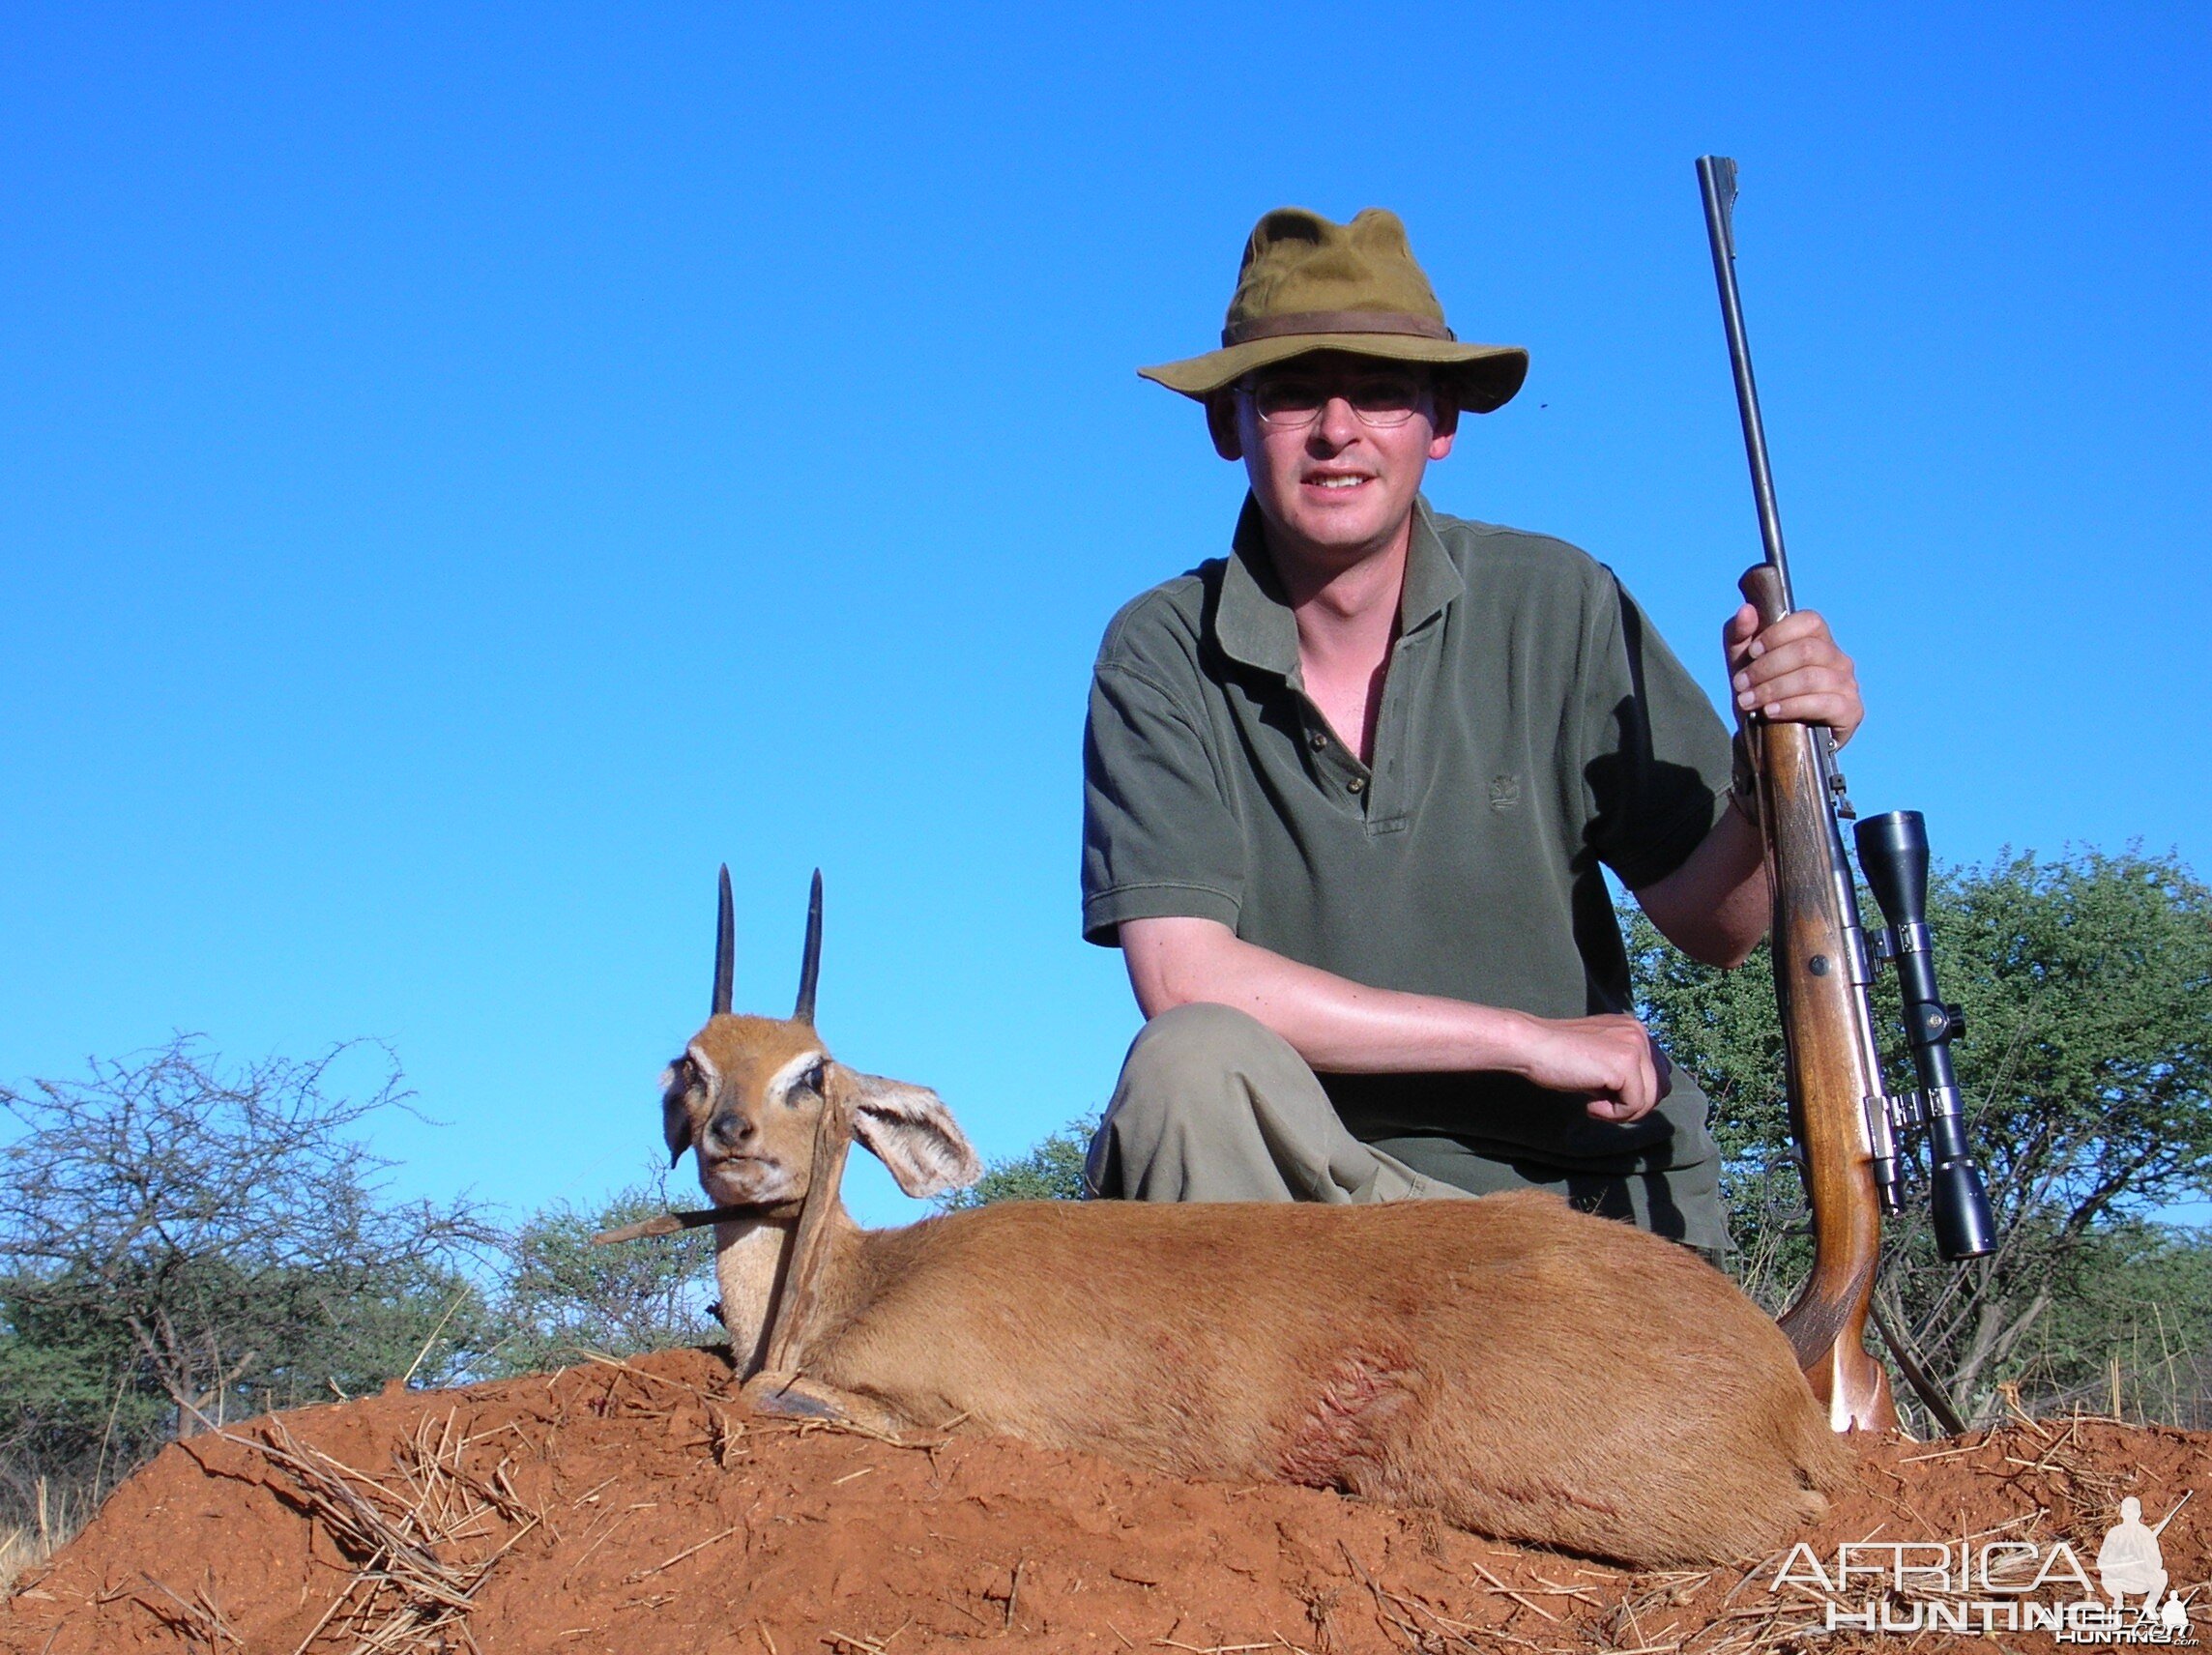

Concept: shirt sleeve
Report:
left=1574, top=570, right=1734, bottom=891
left=1081, top=662, right=1246, bottom=945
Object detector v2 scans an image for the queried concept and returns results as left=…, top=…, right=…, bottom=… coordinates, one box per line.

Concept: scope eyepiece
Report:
left=1854, top=809, right=1931, bottom=931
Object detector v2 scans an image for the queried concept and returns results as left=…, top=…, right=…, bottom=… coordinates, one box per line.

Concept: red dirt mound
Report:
left=4, top=1346, right=2205, bottom=1654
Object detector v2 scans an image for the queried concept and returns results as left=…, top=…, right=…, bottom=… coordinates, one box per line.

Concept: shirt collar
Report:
left=1213, top=493, right=1464, bottom=680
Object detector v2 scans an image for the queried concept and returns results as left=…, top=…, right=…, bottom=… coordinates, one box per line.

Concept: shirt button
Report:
left=1347, top=777, right=1366, bottom=795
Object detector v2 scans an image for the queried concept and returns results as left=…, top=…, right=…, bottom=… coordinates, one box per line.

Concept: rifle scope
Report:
left=1852, top=810, right=1997, bottom=1261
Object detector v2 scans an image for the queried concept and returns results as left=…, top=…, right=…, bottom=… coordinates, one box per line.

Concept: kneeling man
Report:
left=1080, top=206, right=1861, bottom=1259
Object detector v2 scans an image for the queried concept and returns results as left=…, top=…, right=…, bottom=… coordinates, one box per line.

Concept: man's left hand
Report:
left=1724, top=604, right=1863, bottom=748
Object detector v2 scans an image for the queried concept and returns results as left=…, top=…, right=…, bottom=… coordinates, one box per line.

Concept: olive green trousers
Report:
left=1082, top=1002, right=1472, bottom=1204
left=1085, top=1002, right=1729, bottom=1263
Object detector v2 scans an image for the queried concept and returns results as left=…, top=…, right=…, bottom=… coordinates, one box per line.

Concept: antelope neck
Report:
left=712, top=1203, right=860, bottom=1376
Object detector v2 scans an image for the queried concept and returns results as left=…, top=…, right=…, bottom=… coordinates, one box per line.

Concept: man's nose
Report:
left=1308, top=394, right=1362, bottom=449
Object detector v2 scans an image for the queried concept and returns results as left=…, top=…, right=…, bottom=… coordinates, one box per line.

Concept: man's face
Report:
left=1207, top=351, right=1458, bottom=570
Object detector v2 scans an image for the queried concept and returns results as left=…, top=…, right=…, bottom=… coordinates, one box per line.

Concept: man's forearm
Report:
left=1117, top=915, right=1671, bottom=1120
left=1122, top=915, right=1543, bottom=1073
left=1631, top=805, right=1770, bottom=969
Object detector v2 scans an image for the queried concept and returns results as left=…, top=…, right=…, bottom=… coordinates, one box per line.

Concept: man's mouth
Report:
left=1304, top=473, right=1373, bottom=491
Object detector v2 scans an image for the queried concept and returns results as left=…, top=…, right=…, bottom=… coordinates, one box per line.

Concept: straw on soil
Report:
left=218, top=1407, right=542, bottom=1655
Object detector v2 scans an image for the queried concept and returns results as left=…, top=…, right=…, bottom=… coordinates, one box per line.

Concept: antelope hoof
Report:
left=742, top=1370, right=915, bottom=1438
left=743, top=1369, right=854, bottom=1422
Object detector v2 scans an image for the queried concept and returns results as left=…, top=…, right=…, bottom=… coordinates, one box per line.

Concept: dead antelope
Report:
left=643, top=869, right=1853, bottom=1568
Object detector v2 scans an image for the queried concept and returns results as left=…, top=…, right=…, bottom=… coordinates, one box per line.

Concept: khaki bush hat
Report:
left=1139, top=207, right=1528, bottom=413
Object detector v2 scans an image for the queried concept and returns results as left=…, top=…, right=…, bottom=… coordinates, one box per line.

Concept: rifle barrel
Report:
left=1697, top=155, right=1796, bottom=611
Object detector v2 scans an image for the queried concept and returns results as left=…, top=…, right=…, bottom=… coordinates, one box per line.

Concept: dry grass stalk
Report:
left=1466, top=1557, right=1558, bottom=1623
left=705, top=1400, right=749, bottom=1467
left=135, top=1571, right=245, bottom=1650
left=1333, top=1540, right=1521, bottom=1653
left=1581, top=1556, right=1834, bottom=1655
left=574, top=1350, right=712, bottom=1402
left=215, top=1409, right=542, bottom=1655
left=823, top=1621, right=910, bottom=1655
left=622, top=1522, right=741, bottom=1582
left=1526, top=1575, right=1605, bottom=1606
left=1974, top=1417, right=2129, bottom=1553
left=0, top=1524, right=43, bottom=1600
left=0, top=1475, right=92, bottom=1597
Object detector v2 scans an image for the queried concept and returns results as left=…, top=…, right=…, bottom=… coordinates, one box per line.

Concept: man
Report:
left=1080, top=207, right=1861, bottom=1258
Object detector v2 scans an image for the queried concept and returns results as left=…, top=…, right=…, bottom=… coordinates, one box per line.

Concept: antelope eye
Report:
left=802, top=1061, right=826, bottom=1094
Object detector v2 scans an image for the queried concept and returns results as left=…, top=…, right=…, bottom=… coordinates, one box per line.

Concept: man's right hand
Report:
left=1507, top=1012, right=1674, bottom=1123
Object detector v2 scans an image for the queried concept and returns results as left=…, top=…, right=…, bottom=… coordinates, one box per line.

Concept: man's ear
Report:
left=831, top=1065, right=983, bottom=1199
left=1428, top=387, right=1460, bottom=455
left=1205, top=392, right=1243, bottom=461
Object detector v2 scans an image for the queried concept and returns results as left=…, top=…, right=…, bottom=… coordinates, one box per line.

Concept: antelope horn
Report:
left=712, top=864, right=735, bottom=1017
left=794, top=869, right=823, bottom=1026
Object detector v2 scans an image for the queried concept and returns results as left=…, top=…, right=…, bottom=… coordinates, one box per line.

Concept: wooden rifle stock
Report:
left=1740, top=567, right=1895, bottom=1433
left=1700, top=156, right=1896, bottom=1433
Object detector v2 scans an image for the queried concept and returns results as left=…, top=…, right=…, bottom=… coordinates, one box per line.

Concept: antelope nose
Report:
left=705, top=1111, right=751, bottom=1152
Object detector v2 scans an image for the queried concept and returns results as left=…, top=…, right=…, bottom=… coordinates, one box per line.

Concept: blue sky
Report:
left=3, top=3, right=2205, bottom=1229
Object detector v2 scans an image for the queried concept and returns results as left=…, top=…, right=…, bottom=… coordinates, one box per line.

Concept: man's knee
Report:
left=1119, top=1002, right=1292, bottom=1095
left=1096, top=1002, right=1340, bottom=1202
left=1103, top=1002, right=1307, bottom=1157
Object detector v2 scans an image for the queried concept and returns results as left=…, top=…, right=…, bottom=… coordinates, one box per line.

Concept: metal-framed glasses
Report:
left=1238, top=368, right=1431, bottom=430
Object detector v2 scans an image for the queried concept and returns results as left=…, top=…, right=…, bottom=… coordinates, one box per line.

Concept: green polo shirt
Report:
left=1082, top=494, right=1735, bottom=1185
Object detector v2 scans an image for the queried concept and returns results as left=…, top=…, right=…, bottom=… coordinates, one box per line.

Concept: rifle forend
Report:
left=1738, top=566, right=1898, bottom=1433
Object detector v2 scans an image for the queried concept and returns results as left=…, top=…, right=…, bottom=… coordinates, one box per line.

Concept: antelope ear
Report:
left=659, top=1064, right=694, bottom=1169
left=833, top=1066, right=982, bottom=1199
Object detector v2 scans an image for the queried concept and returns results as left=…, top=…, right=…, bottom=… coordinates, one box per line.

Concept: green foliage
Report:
left=936, top=1116, right=1099, bottom=1209
left=2018, top=1219, right=2212, bottom=1426
left=0, top=1038, right=498, bottom=1507
left=484, top=1178, right=716, bottom=1375
left=1630, top=846, right=2212, bottom=1426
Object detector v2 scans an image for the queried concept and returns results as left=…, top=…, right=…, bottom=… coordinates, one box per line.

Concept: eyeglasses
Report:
left=1237, top=370, right=1431, bottom=430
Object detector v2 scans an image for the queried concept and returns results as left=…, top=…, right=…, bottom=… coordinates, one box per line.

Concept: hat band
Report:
left=1221, top=309, right=1455, bottom=347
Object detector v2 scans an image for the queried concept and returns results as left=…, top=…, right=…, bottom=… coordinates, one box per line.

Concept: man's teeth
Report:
left=1313, top=477, right=1367, bottom=489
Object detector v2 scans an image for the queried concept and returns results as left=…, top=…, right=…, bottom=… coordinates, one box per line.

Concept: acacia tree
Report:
left=1630, top=847, right=2212, bottom=1425
left=486, top=1177, right=716, bottom=1374
left=0, top=1038, right=498, bottom=1490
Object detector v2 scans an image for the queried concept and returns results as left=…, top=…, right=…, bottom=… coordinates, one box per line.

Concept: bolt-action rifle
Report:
left=1695, top=157, right=1997, bottom=1433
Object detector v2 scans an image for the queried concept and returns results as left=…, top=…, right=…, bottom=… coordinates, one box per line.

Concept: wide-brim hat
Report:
left=1139, top=207, right=1528, bottom=413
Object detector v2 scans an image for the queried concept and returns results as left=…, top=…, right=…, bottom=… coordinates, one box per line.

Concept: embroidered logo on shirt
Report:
left=1489, top=773, right=1522, bottom=811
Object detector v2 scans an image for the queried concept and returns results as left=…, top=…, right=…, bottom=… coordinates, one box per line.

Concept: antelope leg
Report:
left=741, top=1369, right=910, bottom=1437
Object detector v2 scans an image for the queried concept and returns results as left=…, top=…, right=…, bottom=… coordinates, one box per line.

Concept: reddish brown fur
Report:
left=662, top=1009, right=1853, bottom=1569
left=676, top=1016, right=825, bottom=1135
left=802, top=1196, right=1850, bottom=1567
